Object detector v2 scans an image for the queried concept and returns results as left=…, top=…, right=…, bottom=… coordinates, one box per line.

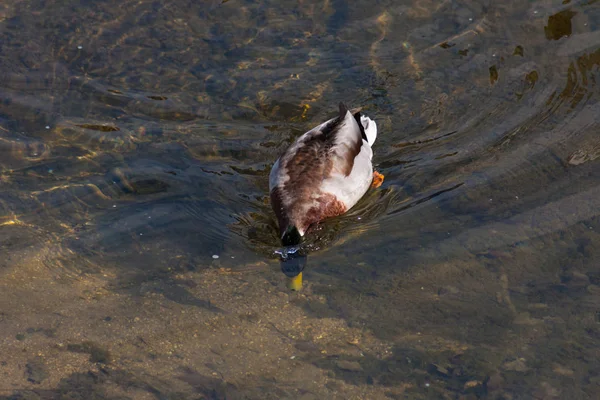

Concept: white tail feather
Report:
left=360, top=115, right=377, bottom=146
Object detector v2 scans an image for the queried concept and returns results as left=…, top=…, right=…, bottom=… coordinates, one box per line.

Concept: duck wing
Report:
left=270, top=102, right=366, bottom=190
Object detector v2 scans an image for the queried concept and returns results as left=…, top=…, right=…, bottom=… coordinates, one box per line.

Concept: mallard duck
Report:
left=269, top=103, right=383, bottom=289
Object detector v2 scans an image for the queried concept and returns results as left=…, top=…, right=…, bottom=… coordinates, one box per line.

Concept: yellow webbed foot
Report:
left=371, top=171, right=384, bottom=189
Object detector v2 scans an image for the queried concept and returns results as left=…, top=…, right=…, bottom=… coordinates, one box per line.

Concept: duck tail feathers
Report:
left=338, top=102, right=349, bottom=118
left=338, top=102, right=377, bottom=145
left=360, top=114, right=377, bottom=146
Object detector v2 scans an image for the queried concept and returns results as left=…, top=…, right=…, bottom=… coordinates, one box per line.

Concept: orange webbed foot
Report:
left=371, top=171, right=384, bottom=189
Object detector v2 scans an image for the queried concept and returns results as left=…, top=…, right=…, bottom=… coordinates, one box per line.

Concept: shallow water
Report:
left=1, top=0, right=600, bottom=398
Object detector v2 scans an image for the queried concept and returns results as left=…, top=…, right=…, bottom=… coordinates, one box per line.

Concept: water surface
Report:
left=1, top=0, right=600, bottom=398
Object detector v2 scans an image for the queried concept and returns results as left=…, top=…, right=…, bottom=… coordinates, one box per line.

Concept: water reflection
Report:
left=0, top=0, right=600, bottom=398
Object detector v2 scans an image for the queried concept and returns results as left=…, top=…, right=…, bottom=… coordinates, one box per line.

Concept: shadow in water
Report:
left=0, top=368, right=229, bottom=400
left=0, top=366, right=310, bottom=400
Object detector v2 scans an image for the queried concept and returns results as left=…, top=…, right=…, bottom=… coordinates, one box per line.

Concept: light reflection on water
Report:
left=0, top=0, right=600, bottom=398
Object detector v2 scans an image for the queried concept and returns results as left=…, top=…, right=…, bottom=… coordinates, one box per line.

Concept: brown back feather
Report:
left=282, top=124, right=335, bottom=218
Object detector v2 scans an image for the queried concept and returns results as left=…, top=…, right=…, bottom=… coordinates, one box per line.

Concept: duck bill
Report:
left=287, top=272, right=303, bottom=291
left=280, top=250, right=307, bottom=291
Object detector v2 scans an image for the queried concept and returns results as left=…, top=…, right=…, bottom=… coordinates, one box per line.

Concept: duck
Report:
left=269, top=102, right=383, bottom=289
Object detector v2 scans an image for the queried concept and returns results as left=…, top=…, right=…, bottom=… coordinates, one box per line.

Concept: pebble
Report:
left=431, top=363, right=450, bottom=376
left=464, top=380, right=481, bottom=389
left=552, top=364, right=574, bottom=376
left=335, top=360, right=362, bottom=372
left=503, top=358, right=529, bottom=372
left=26, top=359, right=48, bottom=384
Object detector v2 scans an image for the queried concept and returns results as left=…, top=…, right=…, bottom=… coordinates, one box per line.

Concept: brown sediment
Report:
left=3, top=0, right=600, bottom=398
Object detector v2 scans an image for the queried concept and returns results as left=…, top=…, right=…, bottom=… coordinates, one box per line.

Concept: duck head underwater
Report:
left=269, top=103, right=383, bottom=290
